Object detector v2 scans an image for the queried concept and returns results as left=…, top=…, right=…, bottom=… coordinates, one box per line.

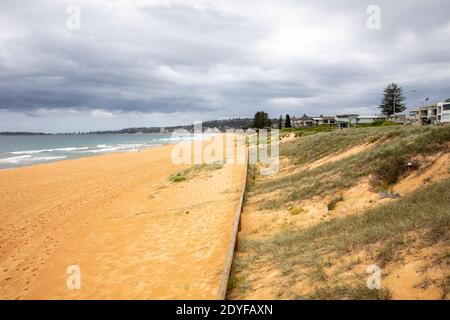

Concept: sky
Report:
left=0, top=0, right=449, bottom=132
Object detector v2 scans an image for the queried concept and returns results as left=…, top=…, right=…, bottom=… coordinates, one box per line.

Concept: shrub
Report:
left=370, top=155, right=409, bottom=189
left=288, top=206, right=305, bottom=215
left=327, top=195, right=344, bottom=211
left=170, top=173, right=187, bottom=183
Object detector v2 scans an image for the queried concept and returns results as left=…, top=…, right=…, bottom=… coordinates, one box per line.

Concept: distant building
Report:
left=291, top=114, right=336, bottom=127
left=335, top=114, right=359, bottom=129
left=408, top=109, right=420, bottom=125
left=388, top=114, right=407, bottom=124
left=335, top=114, right=388, bottom=129
left=292, top=114, right=314, bottom=127
left=439, top=101, right=450, bottom=124
left=356, top=115, right=386, bottom=124
left=408, top=101, right=450, bottom=125
left=312, top=115, right=336, bottom=126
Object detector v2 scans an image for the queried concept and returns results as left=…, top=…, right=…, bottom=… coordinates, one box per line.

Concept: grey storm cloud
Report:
left=0, top=0, right=449, bottom=131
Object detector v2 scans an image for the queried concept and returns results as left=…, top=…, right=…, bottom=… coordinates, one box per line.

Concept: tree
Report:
left=252, top=111, right=271, bottom=129
left=445, top=98, right=450, bottom=102
left=285, top=114, right=292, bottom=128
left=278, top=115, right=283, bottom=129
left=379, top=83, right=406, bottom=115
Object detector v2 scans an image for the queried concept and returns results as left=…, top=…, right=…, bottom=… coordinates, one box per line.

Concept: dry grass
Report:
left=228, top=125, right=450, bottom=300
left=256, top=125, right=450, bottom=209
left=305, top=283, right=393, bottom=300
left=240, top=179, right=450, bottom=296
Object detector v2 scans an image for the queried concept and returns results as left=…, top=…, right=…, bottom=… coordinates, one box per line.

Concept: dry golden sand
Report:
left=0, top=141, right=246, bottom=299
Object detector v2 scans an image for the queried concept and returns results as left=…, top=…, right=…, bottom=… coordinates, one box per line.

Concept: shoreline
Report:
left=0, top=144, right=164, bottom=171
left=0, top=133, right=216, bottom=170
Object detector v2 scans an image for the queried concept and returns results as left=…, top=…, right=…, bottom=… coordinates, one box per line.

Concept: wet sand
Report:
left=0, top=140, right=247, bottom=299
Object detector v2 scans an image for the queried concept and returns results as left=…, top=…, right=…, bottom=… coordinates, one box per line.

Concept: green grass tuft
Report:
left=327, top=195, right=344, bottom=211
left=169, top=161, right=223, bottom=183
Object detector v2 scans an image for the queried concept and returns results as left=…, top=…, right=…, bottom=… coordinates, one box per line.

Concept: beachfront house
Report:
left=388, top=114, right=407, bottom=124
left=292, top=114, right=314, bottom=127
left=335, top=114, right=359, bottom=129
left=408, top=109, right=420, bottom=125
left=356, top=115, right=386, bottom=124
left=312, top=115, right=336, bottom=126
left=292, top=114, right=336, bottom=127
left=408, top=102, right=450, bottom=125
left=438, top=101, right=450, bottom=124
left=335, top=114, right=389, bottom=129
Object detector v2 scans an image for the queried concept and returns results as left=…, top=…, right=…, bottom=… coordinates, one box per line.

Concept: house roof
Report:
left=336, top=114, right=359, bottom=117
left=298, top=114, right=313, bottom=120
left=357, top=115, right=386, bottom=119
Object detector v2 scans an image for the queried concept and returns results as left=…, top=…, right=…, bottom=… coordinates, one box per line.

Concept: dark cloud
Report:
left=0, top=0, right=449, bottom=131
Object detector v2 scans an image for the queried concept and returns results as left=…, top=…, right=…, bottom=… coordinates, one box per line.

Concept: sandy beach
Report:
left=0, top=139, right=247, bottom=299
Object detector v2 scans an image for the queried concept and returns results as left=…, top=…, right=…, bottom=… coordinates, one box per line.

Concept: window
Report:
left=443, top=104, right=450, bottom=111
left=443, top=114, right=450, bottom=121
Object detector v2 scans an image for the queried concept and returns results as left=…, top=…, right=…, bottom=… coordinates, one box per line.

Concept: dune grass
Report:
left=256, top=125, right=450, bottom=209
left=243, top=179, right=450, bottom=288
left=281, top=125, right=335, bottom=136
left=229, top=125, right=450, bottom=299
left=304, top=284, right=393, bottom=300
left=169, top=161, right=223, bottom=183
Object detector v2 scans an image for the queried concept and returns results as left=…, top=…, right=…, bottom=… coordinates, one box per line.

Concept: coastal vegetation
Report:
left=257, top=125, right=450, bottom=209
left=252, top=111, right=272, bottom=129
left=228, top=124, right=450, bottom=300
left=169, top=162, right=224, bottom=183
left=379, top=83, right=406, bottom=115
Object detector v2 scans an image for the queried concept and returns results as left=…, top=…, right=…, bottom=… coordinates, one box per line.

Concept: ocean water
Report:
left=0, top=133, right=185, bottom=169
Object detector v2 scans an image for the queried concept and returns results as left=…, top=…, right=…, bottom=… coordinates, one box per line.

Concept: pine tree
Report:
left=252, top=111, right=271, bottom=129
left=379, top=83, right=406, bottom=115
left=285, top=114, right=291, bottom=128
left=252, top=111, right=261, bottom=128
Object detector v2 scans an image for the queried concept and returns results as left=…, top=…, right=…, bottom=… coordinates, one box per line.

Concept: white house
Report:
left=437, top=101, right=450, bottom=124
left=292, top=114, right=314, bottom=127
left=335, top=114, right=387, bottom=129
left=408, top=101, right=450, bottom=125
left=335, top=114, right=359, bottom=129
left=312, top=115, right=336, bottom=126
left=356, top=115, right=386, bottom=124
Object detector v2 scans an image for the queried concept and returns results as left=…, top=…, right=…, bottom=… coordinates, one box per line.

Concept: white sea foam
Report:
left=0, top=155, right=32, bottom=163
left=30, top=156, right=67, bottom=161
left=81, top=147, right=123, bottom=153
left=81, top=143, right=156, bottom=153
left=1, top=135, right=171, bottom=168
left=0, top=155, right=67, bottom=164
left=10, top=147, right=89, bottom=155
